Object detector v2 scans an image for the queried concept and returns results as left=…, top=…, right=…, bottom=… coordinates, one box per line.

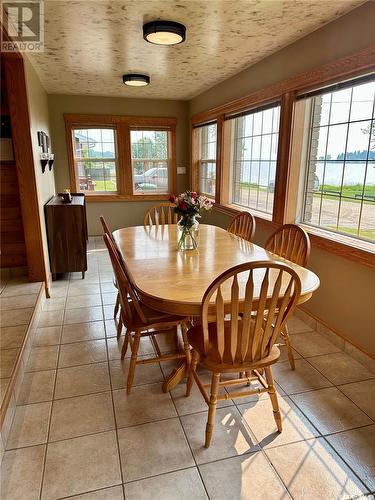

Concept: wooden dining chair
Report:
left=99, top=216, right=124, bottom=338
left=185, top=261, right=301, bottom=448
left=227, top=211, right=256, bottom=242
left=144, top=202, right=178, bottom=227
left=103, top=233, right=190, bottom=394
left=265, top=224, right=310, bottom=267
left=265, top=224, right=310, bottom=369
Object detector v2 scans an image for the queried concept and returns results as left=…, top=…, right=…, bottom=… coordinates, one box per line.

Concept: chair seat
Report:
left=127, top=301, right=184, bottom=329
left=188, top=321, right=280, bottom=373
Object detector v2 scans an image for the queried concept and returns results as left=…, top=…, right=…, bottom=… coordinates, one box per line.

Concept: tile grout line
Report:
left=301, top=355, right=375, bottom=411
left=5, top=242, right=373, bottom=498
left=103, top=296, right=126, bottom=496
left=36, top=283, right=67, bottom=499
left=160, top=352, right=212, bottom=500
left=37, top=317, right=63, bottom=500
left=171, top=367, right=293, bottom=499
left=227, top=380, right=295, bottom=499
left=281, top=380, right=373, bottom=493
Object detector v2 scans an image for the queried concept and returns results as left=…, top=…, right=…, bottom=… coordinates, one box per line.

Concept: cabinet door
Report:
left=46, top=204, right=87, bottom=274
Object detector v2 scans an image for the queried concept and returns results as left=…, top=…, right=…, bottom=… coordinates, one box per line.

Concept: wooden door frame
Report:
left=1, top=46, right=48, bottom=284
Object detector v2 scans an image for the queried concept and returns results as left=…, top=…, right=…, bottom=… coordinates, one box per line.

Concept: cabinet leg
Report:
left=82, top=271, right=85, bottom=279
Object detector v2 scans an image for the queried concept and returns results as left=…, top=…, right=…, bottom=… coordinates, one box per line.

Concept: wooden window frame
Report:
left=191, top=45, right=375, bottom=268
left=65, top=114, right=177, bottom=202
left=191, top=123, right=217, bottom=199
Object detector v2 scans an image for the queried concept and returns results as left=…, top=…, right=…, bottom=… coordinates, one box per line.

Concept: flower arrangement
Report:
left=169, top=191, right=213, bottom=218
left=169, top=191, right=213, bottom=249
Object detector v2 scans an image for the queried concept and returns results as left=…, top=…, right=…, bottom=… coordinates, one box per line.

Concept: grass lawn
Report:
left=319, top=184, right=375, bottom=203
left=92, top=180, right=117, bottom=191
left=326, top=225, right=375, bottom=241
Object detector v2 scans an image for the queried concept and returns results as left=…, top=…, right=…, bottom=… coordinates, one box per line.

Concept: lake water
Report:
left=240, top=161, right=375, bottom=187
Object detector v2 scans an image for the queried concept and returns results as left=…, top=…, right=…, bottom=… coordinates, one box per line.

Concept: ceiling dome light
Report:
left=123, top=74, right=150, bottom=87
left=143, top=20, right=186, bottom=45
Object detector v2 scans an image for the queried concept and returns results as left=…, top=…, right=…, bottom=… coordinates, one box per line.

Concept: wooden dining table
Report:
left=113, top=224, right=320, bottom=391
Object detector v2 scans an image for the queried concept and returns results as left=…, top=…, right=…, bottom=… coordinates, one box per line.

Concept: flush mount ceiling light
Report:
left=122, top=74, right=150, bottom=87
left=143, top=20, right=186, bottom=45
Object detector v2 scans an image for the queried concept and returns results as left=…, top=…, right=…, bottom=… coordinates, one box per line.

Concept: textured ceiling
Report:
left=28, top=0, right=365, bottom=100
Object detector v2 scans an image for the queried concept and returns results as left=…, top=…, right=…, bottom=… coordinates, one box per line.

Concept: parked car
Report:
left=268, top=175, right=319, bottom=192
left=133, top=167, right=168, bottom=190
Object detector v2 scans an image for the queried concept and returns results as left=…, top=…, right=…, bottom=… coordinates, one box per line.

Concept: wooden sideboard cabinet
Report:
left=45, top=194, right=88, bottom=279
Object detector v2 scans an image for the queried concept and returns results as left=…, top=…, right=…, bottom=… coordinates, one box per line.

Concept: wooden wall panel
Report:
left=2, top=54, right=46, bottom=282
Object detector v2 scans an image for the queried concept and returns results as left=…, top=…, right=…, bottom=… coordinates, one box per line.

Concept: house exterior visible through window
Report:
left=226, top=104, right=280, bottom=215
left=197, top=123, right=217, bottom=197
left=130, top=129, right=169, bottom=194
left=301, top=78, right=375, bottom=242
left=65, top=115, right=177, bottom=200
left=73, top=128, right=117, bottom=193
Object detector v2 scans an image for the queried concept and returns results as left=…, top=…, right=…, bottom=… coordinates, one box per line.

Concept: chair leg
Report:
left=205, top=372, right=220, bottom=448
left=281, top=324, right=295, bottom=370
left=114, top=292, right=120, bottom=318
left=127, top=329, right=141, bottom=394
left=117, top=315, right=123, bottom=339
left=186, top=349, right=199, bottom=397
left=121, top=329, right=130, bottom=359
left=181, top=321, right=191, bottom=365
left=265, top=366, right=282, bottom=432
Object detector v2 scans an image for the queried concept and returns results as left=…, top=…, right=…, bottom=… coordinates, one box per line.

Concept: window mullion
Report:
left=116, top=122, right=132, bottom=196
left=215, top=115, right=224, bottom=203
left=272, top=92, right=296, bottom=224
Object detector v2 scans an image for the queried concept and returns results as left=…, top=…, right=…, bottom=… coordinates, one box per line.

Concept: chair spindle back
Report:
left=144, top=203, right=178, bottom=227
left=201, top=261, right=301, bottom=365
left=103, top=234, right=147, bottom=325
left=265, top=224, right=310, bottom=267
left=227, top=211, right=256, bottom=242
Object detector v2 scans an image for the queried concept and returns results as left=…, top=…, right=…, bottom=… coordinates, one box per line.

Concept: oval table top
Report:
left=113, top=224, right=320, bottom=316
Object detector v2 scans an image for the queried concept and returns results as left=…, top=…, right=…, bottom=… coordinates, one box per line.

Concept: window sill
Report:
left=83, top=193, right=171, bottom=203
left=214, top=204, right=375, bottom=268
left=299, top=224, right=375, bottom=269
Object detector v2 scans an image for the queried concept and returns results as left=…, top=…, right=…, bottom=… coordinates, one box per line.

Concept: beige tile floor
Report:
left=0, top=278, right=41, bottom=404
left=1, top=236, right=374, bottom=500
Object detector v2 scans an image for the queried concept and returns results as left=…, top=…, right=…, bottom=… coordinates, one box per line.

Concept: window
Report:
left=65, top=115, right=177, bottom=200
left=197, top=123, right=217, bottom=197
left=301, top=79, right=375, bottom=242
left=72, top=128, right=117, bottom=193
left=191, top=50, right=375, bottom=265
left=226, top=104, right=280, bottom=215
left=130, top=129, right=169, bottom=194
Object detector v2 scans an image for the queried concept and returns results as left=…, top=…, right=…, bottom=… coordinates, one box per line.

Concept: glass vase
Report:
left=177, top=216, right=199, bottom=250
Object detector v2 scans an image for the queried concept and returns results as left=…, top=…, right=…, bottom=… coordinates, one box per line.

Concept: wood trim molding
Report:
left=272, top=92, right=295, bottom=224
left=191, top=45, right=375, bottom=268
left=191, top=45, right=375, bottom=125
left=215, top=115, right=224, bottom=203
left=64, top=114, right=177, bottom=127
left=301, top=225, right=375, bottom=269
left=168, top=125, right=177, bottom=195
left=214, top=204, right=278, bottom=229
left=83, top=194, right=173, bottom=203
left=3, top=55, right=47, bottom=283
left=64, top=115, right=177, bottom=199
left=297, top=305, right=375, bottom=360
left=214, top=204, right=374, bottom=268
left=64, top=120, right=79, bottom=192
left=190, top=126, right=199, bottom=192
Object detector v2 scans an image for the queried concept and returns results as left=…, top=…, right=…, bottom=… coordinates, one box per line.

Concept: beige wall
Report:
left=192, top=3, right=375, bottom=356
left=24, top=56, right=56, bottom=278
left=48, top=94, right=189, bottom=234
